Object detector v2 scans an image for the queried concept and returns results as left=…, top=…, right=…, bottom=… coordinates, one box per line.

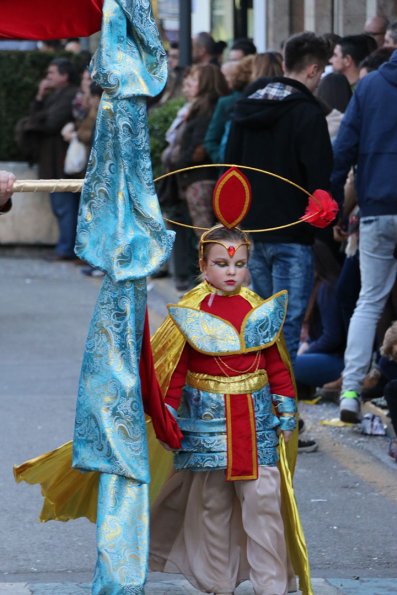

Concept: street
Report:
left=1, top=253, right=396, bottom=594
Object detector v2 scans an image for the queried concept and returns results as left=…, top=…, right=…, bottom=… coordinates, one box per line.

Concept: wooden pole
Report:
left=12, top=179, right=83, bottom=193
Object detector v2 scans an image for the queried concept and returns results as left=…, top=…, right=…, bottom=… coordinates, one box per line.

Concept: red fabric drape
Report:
left=0, top=0, right=104, bottom=40
left=140, top=309, right=183, bottom=450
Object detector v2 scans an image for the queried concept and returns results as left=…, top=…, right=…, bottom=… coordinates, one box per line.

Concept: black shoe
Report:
left=175, top=279, right=189, bottom=291
left=81, top=267, right=105, bottom=277
left=298, top=438, right=318, bottom=453
left=44, top=252, right=77, bottom=262
left=151, top=269, right=169, bottom=279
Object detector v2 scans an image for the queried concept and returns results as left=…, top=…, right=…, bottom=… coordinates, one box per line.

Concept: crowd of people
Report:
left=2, top=38, right=103, bottom=276
left=2, top=18, right=397, bottom=459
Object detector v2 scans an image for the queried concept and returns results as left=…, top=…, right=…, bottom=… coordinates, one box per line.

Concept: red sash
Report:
left=224, top=393, right=258, bottom=481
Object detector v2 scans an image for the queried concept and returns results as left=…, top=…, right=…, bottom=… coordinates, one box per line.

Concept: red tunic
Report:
left=166, top=293, right=295, bottom=410
left=165, top=292, right=295, bottom=479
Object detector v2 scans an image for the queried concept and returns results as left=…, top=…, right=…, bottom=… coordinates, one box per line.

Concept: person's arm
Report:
left=330, top=91, right=362, bottom=208
left=297, top=108, right=334, bottom=194
left=266, top=342, right=297, bottom=442
left=224, top=111, right=243, bottom=164
left=204, top=100, right=228, bottom=164
left=29, top=88, right=77, bottom=135
left=0, top=170, right=15, bottom=213
left=175, top=114, right=211, bottom=168
left=164, top=345, right=189, bottom=412
left=306, top=283, right=345, bottom=354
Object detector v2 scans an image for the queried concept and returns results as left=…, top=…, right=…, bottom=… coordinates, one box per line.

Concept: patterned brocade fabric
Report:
left=73, top=276, right=150, bottom=481
left=168, top=291, right=288, bottom=355
left=73, top=0, right=171, bottom=481
left=73, top=2, right=172, bottom=591
left=174, top=384, right=281, bottom=471
left=75, top=0, right=174, bottom=282
left=273, top=394, right=297, bottom=432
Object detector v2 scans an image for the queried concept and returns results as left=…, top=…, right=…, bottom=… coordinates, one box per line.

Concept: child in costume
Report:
left=149, top=219, right=305, bottom=595
left=147, top=166, right=329, bottom=594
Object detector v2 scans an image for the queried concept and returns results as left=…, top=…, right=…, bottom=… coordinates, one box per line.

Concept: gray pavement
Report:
left=1, top=253, right=397, bottom=594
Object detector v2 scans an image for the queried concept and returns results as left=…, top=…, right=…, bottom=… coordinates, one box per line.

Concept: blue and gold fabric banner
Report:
left=73, top=0, right=173, bottom=481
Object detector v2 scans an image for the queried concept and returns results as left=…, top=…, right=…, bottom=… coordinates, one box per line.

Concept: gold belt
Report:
left=186, top=370, right=268, bottom=394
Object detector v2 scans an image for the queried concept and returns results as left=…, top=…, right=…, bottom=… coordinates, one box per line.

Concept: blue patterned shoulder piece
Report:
left=242, top=291, right=287, bottom=350
left=168, top=290, right=287, bottom=355
left=168, top=306, right=241, bottom=355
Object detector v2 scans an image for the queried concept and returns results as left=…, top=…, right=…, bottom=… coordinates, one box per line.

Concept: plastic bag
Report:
left=360, top=413, right=386, bottom=436
left=64, top=136, right=87, bottom=175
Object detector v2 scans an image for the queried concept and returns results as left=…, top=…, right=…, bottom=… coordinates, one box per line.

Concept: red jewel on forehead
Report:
left=227, top=245, right=236, bottom=257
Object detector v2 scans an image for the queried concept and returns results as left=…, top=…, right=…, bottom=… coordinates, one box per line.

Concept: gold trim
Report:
left=155, top=163, right=323, bottom=233
left=213, top=169, right=251, bottom=228
left=186, top=370, right=268, bottom=394
left=225, top=394, right=233, bottom=478
left=203, top=279, right=242, bottom=297
left=167, top=289, right=288, bottom=355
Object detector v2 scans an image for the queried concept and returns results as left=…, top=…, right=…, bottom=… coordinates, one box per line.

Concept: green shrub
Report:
left=0, top=51, right=87, bottom=161
left=0, top=50, right=183, bottom=170
left=148, top=97, right=184, bottom=179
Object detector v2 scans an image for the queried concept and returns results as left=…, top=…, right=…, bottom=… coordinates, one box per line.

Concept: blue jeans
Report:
left=50, top=191, right=80, bottom=257
left=335, top=253, right=361, bottom=333
left=294, top=353, right=344, bottom=387
left=342, top=215, right=397, bottom=392
left=249, top=242, right=314, bottom=364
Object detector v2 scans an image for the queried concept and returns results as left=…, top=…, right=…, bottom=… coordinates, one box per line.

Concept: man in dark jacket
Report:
left=331, top=49, right=397, bottom=423
left=226, top=32, right=333, bottom=363
left=27, top=58, right=79, bottom=260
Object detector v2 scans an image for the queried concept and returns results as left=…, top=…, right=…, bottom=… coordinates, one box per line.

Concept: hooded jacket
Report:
left=226, top=76, right=333, bottom=244
left=331, top=50, right=397, bottom=217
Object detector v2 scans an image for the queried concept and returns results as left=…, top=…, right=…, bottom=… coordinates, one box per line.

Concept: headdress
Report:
left=156, top=164, right=339, bottom=259
left=199, top=167, right=252, bottom=260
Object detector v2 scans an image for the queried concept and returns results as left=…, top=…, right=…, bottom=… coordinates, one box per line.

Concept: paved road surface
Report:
left=1, top=255, right=396, bottom=594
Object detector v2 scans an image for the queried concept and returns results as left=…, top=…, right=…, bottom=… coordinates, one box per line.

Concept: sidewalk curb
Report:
left=0, top=578, right=343, bottom=594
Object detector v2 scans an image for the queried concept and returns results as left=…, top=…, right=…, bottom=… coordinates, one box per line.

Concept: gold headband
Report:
left=199, top=224, right=251, bottom=261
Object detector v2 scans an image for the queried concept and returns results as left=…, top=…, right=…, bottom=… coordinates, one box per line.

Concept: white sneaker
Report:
left=340, top=391, right=361, bottom=423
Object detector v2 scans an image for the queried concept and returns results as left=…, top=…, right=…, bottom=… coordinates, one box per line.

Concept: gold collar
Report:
left=204, top=281, right=242, bottom=297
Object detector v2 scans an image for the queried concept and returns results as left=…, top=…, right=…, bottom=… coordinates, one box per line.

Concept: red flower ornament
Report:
left=300, top=189, right=339, bottom=229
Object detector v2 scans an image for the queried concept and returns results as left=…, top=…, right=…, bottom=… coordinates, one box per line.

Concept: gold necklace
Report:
left=215, top=351, right=261, bottom=377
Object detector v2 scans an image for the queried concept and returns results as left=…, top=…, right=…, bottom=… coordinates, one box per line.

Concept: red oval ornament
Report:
left=213, top=167, right=252, bottom=229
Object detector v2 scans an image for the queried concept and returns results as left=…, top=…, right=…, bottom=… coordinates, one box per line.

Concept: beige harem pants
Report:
left=150, top=466, right=288, bottom=595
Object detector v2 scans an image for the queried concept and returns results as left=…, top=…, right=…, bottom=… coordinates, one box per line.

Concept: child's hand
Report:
left=0, top=170, right=15, bottom=206
left=281, top=430, right=293, bottom=443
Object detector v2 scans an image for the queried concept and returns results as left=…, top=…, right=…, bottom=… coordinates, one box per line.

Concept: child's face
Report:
left=201, top=242, right=248, bottom=293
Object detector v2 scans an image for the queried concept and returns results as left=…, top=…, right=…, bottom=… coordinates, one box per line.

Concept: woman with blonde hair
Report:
left=251, top=51, right=283, bottom=81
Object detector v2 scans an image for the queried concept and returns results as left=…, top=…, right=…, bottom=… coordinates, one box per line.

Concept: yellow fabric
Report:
left=14, top=441, right=98, bottom=523
left=279, top=436, right=313, bottom=595
left=186, top=369, right=268, bottom=394
left=13, top=421, right=172, bottom=524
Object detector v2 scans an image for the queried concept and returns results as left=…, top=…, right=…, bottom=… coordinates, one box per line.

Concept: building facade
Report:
left=158, top=0, right=397, bottom=52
